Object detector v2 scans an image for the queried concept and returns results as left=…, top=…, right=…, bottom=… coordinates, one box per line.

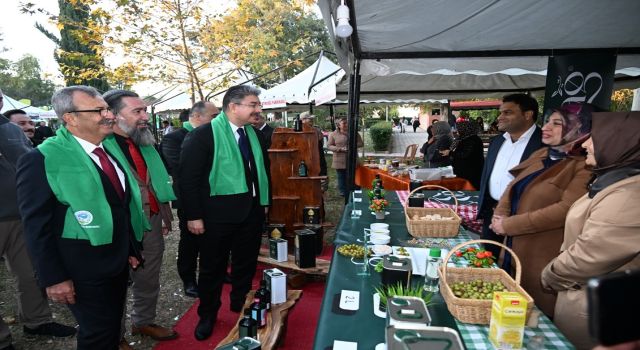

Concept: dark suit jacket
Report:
left=16, top=149, right=139, bottom=288
left=178, top=123, right=271, bottom=224
left=476, top=126, right=543, bottom=219
left=255, top=123, right=273, bottom=149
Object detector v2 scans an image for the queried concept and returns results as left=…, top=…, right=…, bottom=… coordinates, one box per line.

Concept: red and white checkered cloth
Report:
left=396, top=191, right=483, bottom=233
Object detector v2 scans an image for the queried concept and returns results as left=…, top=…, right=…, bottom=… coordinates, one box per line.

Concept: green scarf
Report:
left=38, top=127, right=150, bottom=245
left=209, top=111, right=269, bottom=205
left=102, top=136, right=176, bottom=203
left=182, top=121, right=194, bottom=131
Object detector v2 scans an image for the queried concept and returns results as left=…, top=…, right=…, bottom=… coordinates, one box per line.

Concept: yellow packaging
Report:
left=489, top=292, right=527, bottom=349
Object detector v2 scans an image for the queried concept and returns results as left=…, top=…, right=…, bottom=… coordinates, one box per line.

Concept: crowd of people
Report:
left=1, top=85, right=274, bottom=350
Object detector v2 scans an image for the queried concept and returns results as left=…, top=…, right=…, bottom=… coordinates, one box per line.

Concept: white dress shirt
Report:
left=488, top=124, right=538, bottom=201
left=73, top=135, right=126, bottom=189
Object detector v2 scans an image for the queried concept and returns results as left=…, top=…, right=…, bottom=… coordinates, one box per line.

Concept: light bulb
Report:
left=336, top=19, right=353, bottom=38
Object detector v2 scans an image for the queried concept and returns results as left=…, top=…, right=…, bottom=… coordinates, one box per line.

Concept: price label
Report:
left=339, top=290, right=360, bottom=311
left=353, top=197, right=362, bottom=202
left=333, top=340, right=358, bottom=350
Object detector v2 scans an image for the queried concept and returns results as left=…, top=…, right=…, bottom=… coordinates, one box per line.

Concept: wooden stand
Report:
left=257, top=247, right=330, bottom=276
left=216, top=290, right=303, bottom=350
left=268, top=124, right=328, bottom=250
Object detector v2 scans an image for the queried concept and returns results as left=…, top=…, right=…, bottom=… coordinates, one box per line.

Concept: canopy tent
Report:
left=260, top=54, right=345, bottom=109
left=319, top=0, right=640, bottom=100
left=1, top=94, right=57, bottom=119
left=317, top=0, right=640, bottom=194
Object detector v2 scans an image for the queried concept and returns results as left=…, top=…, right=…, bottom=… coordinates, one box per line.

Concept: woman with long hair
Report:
left=327, top=118, right=363, bottom=197
left=490, top=103, right=594, bottom=318
left=541, top=111, right=640, bottom=349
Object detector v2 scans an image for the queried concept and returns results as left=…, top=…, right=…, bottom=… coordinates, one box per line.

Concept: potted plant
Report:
left=374, top=282, right=433, bottom=313
left=369, top=198, right=390, bottom=219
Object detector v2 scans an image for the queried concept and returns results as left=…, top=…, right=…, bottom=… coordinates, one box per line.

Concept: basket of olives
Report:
left=404, top=185, right=461, bottom=238
left=439, top=239, right=534, bottom=325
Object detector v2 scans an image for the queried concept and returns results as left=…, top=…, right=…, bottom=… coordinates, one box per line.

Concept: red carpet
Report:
left=155, top=247, right=332, bottom=350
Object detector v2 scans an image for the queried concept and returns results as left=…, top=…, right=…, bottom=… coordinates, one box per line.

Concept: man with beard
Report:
left=4, top=109, right=38, bottom=146
left=477, top=93, right=542, bottom=257
left=102, top=90, right=178, bottom=347
left=179, top=85, right=271, bottom=340
left=16, top=86, right=146, bottom=350
left=161, top=101, right=219, bottom=298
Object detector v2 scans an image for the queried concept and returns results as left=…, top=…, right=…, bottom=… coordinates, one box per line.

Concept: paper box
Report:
left=489, top=292, right=527, bottom=349
left=269, top=238, right=288, bottom=262
left=263, top=268, right=287, bottom=305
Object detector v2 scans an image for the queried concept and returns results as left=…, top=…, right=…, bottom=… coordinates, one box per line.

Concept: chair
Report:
left=402, top=144, right=419, bottom=164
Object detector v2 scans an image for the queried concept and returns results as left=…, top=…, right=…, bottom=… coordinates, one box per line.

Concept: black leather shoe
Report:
left=24, top=322, right=77, bottom=337
left=194, top=318, right=215, bottom=341
left=184, top=281, right=198, bottom=298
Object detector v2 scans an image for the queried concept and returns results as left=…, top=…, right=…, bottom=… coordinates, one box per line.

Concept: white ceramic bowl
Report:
left=371, top=244, right=392, bottom=256
left=370, top=223, right=390, bottom=231
left=371, top=229, right=390, bottom=236
left=370, top=233, right=391, bottom=245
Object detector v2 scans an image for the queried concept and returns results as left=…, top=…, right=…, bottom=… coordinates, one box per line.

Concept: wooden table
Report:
left=217, top=290, right=303, bottom=350
left=355, top=165, right=476, bottom=191
left=258, top=247, right=330, bottom=276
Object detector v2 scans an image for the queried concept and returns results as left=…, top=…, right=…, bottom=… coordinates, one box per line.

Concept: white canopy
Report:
left=260, top=55, right=345, bottom=109
left=1, top=94, right=57, bottom=119
left=318, top=0, right=640, bottom=98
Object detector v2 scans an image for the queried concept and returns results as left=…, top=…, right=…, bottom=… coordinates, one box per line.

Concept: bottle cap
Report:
left=429, top=248, right=441, bottom=257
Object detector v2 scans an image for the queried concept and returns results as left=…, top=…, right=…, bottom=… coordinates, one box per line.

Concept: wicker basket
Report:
left=438, top=239, right=534, bottom=325
left=404, top=185, right=461, bottom=238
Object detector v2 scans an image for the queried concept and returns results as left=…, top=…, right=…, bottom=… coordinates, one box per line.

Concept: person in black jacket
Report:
left=161, top=101, right=218, bottom=298
left=179, top=86, right=271, bottom=341
left=444, top=120, right=484, bottom=189
left=249, top=112, right=273, bottom=148
left=421, top=121, right=453, bottom=168
left=476, top=93, right=543, bottom=257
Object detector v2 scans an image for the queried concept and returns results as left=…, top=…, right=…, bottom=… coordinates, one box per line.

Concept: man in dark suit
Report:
left=16, top=86, right=147, bottom=350
left=161, top=100, right=219, bottom=298
left=179, top=85, right=271, bottom=341
left=477, top=93, right=543, bottom=257
left=249, top=112, right=273, bottom=148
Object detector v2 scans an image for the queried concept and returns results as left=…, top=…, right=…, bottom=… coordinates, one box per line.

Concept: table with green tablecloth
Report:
left=312, top=191, right=575, bottom=350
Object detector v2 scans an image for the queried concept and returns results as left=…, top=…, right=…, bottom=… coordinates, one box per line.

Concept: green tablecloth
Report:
left=312, top=191, right=575, bottom=350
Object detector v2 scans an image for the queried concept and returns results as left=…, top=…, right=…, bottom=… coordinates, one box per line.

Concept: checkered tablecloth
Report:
left=396, top=190, right=483, bottom=233
left=457, top=316, right=575, bottom=349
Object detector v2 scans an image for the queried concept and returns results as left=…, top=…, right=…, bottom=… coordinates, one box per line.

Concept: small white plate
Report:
left=370, top=211, right=391, bottom=215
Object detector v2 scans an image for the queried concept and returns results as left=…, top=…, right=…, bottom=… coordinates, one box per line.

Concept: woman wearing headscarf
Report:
left=420, top=121, right=453, bottom=168
left=490, top=103, right=594, bottom=318
left=443, top=120, right=484, bottom=189
left=540, top=111, right=640, bottom=350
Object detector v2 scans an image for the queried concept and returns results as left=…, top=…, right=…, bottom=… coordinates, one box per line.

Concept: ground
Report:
left=0, top=155, right=344, bottom=350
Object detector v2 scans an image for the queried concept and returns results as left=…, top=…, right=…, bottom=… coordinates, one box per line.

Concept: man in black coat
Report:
left=16, top=86, right=144, bottom=350
left=476, top=93, right=543, bottom=256
left=161, top=101, right=218, bottom=298
left=249, top=112, right=273, bottom=149
left=179, top=85, right=271, bottom=341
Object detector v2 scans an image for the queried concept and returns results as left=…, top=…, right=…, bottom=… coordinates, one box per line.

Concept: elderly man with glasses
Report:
left=16, top=86, right=147, bottom=350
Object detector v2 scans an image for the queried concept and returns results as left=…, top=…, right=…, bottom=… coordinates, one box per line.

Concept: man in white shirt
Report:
left=477, top=94, right=543, bottom=257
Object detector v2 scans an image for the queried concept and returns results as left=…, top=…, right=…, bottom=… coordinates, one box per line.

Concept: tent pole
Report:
left=346, top=60, right=361, bottom=203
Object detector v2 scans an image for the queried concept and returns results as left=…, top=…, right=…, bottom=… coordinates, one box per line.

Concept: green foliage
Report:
left=369, top=122, right=393, bottom=152
left=611, top=89, right=634, bottom=111
left=0, top=55, right=57, bottom=106
left=374, top=282, right=433, bottom=308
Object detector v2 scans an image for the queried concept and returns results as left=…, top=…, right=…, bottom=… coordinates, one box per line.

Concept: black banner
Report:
left=543, top=53, right=617, bottom=112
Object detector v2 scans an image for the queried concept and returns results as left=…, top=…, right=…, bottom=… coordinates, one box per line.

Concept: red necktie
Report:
left=125, top=138, right=159, bottom=214
left=92, top=147, right=125, bottom=200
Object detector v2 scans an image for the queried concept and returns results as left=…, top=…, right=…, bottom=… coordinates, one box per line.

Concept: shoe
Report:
left=119, top=338, right=133, bottom=350
left=194, top=318, right=215, bottom=341
left=23, top=322, right=77, bottom=337
left=131, top=323, right=178, bottom=341
left=0, top=344, right=15, bottom=350
left=184, top=281, right=198, bottom=298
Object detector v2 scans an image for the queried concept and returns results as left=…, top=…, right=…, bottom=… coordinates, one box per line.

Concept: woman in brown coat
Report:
left=541, top=112, right=640, bottom=350
left=490, top=103, right=594, bottom=317
left=327, top=118, right=363, bottom=196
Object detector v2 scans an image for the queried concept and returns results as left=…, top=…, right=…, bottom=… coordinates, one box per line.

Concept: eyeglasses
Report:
left=234, top=102, right=263, bottom=109
left=68, top=108, right=113, bottom=117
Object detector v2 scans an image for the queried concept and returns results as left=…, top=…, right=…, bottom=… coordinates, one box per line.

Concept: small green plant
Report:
left=367, top=189, right=386, bottom=200
left=374, top=282, right=433, bottom=309
left=374, top=259, right=384, bottom=273
left=369, top=122, right=393, bottom=151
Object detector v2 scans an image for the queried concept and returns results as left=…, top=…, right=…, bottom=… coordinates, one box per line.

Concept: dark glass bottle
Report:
left=293, top=115, right=302, bottom=132
left=250, top=297, right=267, bottom=328
left=373, top=182, right=383, bottom=199
left=298, top=160, right=308, bottom=177
left=238, top=309, right=258, bottom=339
left=373, top=174, right=382, bottom=188
left=256, top=279, right=271, bottom=310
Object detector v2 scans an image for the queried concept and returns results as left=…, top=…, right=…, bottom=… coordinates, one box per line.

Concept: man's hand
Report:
left=162, top=224, right=170, bottom=236
left=46, top=280, right=75, bottom=304
left=187, top=219, right=205, bottom=235
left=490, top=215, right=506, bottom=235
left=129, top=256, right=141, bottom=270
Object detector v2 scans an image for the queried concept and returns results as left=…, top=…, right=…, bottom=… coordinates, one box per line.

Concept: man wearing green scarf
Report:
left=16, top=86, right=147, bottom=350
left=103, top=90, right=178, bottom=345
left=179, top=85, right=271, bottom=341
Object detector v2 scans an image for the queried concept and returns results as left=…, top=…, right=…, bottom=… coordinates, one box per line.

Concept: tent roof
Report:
left=318, top=0, right=640, bottom=97
left=1, top=94, right=57, bottom=119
